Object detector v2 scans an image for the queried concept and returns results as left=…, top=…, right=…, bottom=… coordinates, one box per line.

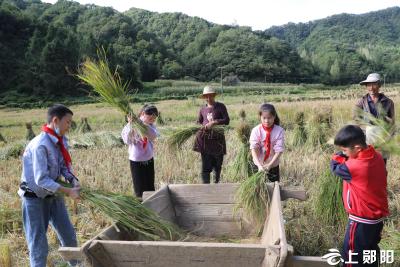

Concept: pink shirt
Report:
left=121, top=123, right=158, bottom=162
left=249, top=124, right=285, bottom=167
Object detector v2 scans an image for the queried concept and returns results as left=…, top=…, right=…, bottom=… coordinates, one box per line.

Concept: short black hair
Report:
left=334, top=125, right=367, bottom=147
left=47, top=104, right=73, bottom=123
left=140, top=104, right=158, bottom=117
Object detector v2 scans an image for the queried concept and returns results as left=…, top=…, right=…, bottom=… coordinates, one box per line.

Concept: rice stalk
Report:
left=71, top=132, right=123, bottom=149
left=25, top=123, right=35, bottom=141
left=156, top=112, right=165, bottom=125
left=0, top=141, right=27, bottom=160
left=313, top=166, right=347, bottom=226
left=230, top=121, right=252, bottom=181
left=305, top=113, right=329, bottom=148
left=0, top=206, right=21, bottom=235
left=353, top=110, right=400, bottom=155
left=59, top=182, right=183, bottom=241
left=167, top=125, right=226, bottom=150
left=0, top=240, right=11, bottom=267
left=76, top=118, right=92, bottom=133
left=234, top=171, right=270, bottom=228
left=290, top=112, right=307, bottom=146
left=77, top=48, right=147, bottom=137
left=380, top=222, right=400, bottom=263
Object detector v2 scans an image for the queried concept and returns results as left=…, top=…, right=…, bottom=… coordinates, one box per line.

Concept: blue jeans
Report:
left=22, top=196, right=78, bottom=267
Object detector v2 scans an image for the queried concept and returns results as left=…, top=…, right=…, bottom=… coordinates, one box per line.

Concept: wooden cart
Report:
left=59, top=183, right=330, bottom=267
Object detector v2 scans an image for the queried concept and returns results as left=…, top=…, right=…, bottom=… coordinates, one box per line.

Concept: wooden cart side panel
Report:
left=288, top=256, right=331, bottom=267
left=88, top=240, right=266, bottom=267
left=168, top=183, right=306, bottom=204
left=261, top=182, right=288, bottom=267
left=142, top=185, right=177, bottom=224
left=59, top=224, right=128, bottom=263
left=168, top=183, right=239, bottom=204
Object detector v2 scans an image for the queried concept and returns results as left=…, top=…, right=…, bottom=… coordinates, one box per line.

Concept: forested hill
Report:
left=264, top=7, right=400, bottom=84
left=0, top=0, right=399, bottom=101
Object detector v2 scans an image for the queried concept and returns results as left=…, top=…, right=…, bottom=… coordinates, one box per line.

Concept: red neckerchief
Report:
left=142, top=137, right=148, bottom=149
left=261, top=124, right=274, bottom=162
left=42, top=125, right=72, bottom=171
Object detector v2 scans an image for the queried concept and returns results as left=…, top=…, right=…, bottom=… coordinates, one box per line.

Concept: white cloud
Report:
left=42, top=0, right=399, bottom=30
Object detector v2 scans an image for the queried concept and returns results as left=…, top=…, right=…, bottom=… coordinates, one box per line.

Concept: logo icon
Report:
left=322, top=249, right=344, bottom=265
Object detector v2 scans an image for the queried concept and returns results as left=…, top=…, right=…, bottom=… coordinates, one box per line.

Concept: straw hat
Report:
left=359, top=73, right=381, bottom=85
left=199, top=86, right=217, bottom=98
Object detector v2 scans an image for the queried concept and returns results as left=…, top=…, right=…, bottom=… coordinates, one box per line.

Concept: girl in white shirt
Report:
left=249, top=103, right=285, bottom=182
left=121, top=105, right=159, bottom=198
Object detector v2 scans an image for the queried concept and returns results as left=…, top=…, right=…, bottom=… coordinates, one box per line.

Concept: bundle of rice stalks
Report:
left=239, top=109, right=246, bottom=121
left=0, top=133, right=6, bottom=143
left=167, top=125, right=225, bottom=150
left=60, top=182, right=183, bottom=241
left=0, top=141, right=26, bottom=160
left=25, top=123, right=35, bottom=141
left=290, top=112, right=307, bottom=147
left=313, top=166, right=347, bottom=226
left=0, top=206, right=21, bottom=235
left=71, top=120, right=77, bottom=130
left=71, top=132, right=123, bottom=149
left=230, top=121, right=252, bottom=181
left=354, top=110, right=399, bottom=155
left=156, top=111, right=165, bottom=125
left=234, top=171, right=270, bottom=228
left=77, top=48, right=147, bottom=137
left=76, top=117, right=92, bottom=133
left=305, top=112, right=330, bottom=147
left=0, top=241, right=11, bottom=267
left=380, top=222, right=400, bottom=260
left=319, top=106, right=333, bottom=128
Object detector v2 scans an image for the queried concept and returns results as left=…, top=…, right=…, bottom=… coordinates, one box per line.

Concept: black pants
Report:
left=201, top=153, right=224, bottom=183
left=251, top=163, right=280, bottom=182
left=129, top=158, right=155, bottom=198
left=342, top=220, right=383, bottom=267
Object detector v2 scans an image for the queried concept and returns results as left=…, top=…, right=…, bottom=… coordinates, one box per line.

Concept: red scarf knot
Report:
left=42, top=125, right=72, bottom=171
left=261, top=124, right=274, bottom=162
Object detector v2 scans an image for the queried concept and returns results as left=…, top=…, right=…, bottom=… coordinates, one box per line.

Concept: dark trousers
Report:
left=250, top=163, right=280, bottom=182
left=201, top=153, right=224, bottom=183
left=342, top=220, right=383, bottom=267
left=129, top=158, right=155, bottom=198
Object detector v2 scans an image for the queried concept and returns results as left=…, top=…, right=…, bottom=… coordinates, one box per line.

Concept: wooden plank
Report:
left=142, top=191, right=155, bottom=201
left=261, top=182, right=289, bottom=267
left=174, top=203, right=241, bottom=221
left=95, top=240, right=266, bottom=267
left=289, top=256, right=331, bottom=267
left=280, top=187, right=307, bottom=201
left=168, top=183, right=239, bottom=204
left=262, top=245, right=280, bottom=267
left=142, top=185, right=176, bottom=224
left=87, top=241, right=116, bottom=267
left=169, top=183, right=304, bottom=204
left=58, top=247, right=84, bottom=261
left=178, top=219, right=252, bottom=237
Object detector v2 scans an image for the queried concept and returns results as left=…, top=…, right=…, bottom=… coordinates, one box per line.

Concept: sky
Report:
left=42, top=0, right=399, bottom=30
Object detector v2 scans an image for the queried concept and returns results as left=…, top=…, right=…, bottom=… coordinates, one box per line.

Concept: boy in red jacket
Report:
left=331, top=125, right=389, bottom=267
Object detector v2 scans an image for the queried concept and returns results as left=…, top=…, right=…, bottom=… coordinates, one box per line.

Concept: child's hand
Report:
left=127, top=114, right=133, bottom=123
left=263, top=163, right=271, bottom=171
left=257, top=165, right=264, bottom=172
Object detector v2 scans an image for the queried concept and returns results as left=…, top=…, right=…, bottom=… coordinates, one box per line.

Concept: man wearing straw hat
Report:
left=354, top=73, right=395, bottom=164
left=194, top=86, right=230, bottom=183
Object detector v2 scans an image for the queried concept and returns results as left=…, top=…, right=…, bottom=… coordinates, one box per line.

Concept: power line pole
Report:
left=218, top=66, right=225, bottom=94
left=383, top=73, right=386, bottom=90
